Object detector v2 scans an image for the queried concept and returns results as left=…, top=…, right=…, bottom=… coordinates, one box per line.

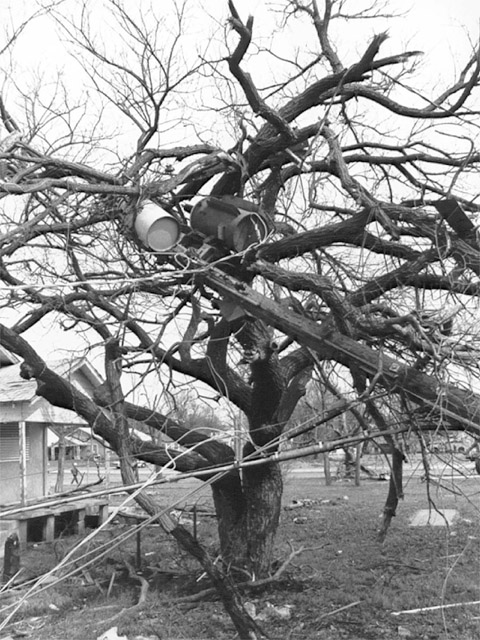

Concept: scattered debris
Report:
left=284, top=496, right=349, bottom=510
left=397, top=625, right=413, bottom=637
left=284, top=498, right=318, bottom=510
left=258, top=602, right=293, bottom=621
left=244, top=601, right=293, bottom=621
left=97, top=627, right=128, bottom=640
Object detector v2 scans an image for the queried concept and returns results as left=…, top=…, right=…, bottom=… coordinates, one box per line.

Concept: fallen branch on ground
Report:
left=318, top=600, right=362, bottom=619
left=175, top=544, right=322, bottom=603
left=99, top=560, right=149, bottom=625
left=391, top=600, right=480, bottom=615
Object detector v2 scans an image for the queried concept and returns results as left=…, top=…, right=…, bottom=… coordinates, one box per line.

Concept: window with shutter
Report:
left=0, top=423, right=30, bottom=461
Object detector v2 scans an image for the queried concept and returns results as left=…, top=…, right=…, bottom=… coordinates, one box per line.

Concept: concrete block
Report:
left=409, top=509, right=458, bottom=527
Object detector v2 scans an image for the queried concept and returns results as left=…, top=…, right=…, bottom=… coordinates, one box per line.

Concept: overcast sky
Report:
left=2, top=0, right=480, bottom=362
left=8, top=0, right=480, bottom=78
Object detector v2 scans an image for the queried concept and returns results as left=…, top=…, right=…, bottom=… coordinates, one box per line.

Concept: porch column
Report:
left=18, top=421, right=27, bottom=505
left=42, top=425, right=48, bottom=497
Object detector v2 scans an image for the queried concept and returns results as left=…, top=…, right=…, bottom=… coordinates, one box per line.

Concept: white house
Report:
left=0, top=347, right=103, bottom=506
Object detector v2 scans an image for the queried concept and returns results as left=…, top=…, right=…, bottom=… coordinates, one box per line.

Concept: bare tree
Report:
left=1, top=0, right=480, bottom=619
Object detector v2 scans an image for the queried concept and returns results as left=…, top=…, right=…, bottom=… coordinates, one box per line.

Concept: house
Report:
left=0, top=347, right=104, bottom=506
left=47, top=426, right=108, bottom=462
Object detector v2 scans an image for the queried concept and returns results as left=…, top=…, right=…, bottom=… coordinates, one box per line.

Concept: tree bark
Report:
left=243, top=460, right=283, bottom=578
left=378, top=448, right=404, bottom=542
left=211, top=476, right=248, bottom=569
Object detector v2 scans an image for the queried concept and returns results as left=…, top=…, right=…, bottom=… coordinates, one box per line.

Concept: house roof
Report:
left=0, top=345, right=19, bottom=366
left=0, top=356, right=103, bottom=404
left=0, top=354, right=104, bottom=426
left=48, top=433, right=90, bottom=448
left=46, top=425, right=118, bottom=449
left=0, top=363, right=37, bottom=403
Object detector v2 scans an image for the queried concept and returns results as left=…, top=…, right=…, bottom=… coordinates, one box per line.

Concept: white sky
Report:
left=7, top=1, right=480, bottom=79
left=1, top=0, right=480, bottom=364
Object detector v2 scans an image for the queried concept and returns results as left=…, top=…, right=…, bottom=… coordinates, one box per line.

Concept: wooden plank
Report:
left=3, top=499, right=111, bottom=520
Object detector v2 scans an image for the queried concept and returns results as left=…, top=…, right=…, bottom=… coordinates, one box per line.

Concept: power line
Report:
left=0, top=424, right=413, bottom=519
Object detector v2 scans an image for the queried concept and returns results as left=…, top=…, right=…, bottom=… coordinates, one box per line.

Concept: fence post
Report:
left=2, top=532, right=20, bottom=583
left=323, top=452, right=332, bottom=486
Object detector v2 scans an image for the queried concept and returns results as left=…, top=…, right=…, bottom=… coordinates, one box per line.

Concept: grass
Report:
left=1, top=459, right=479, bottom=639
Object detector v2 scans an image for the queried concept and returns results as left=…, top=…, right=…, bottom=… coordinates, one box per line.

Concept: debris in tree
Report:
left=434, top=198, right=475, bottom=237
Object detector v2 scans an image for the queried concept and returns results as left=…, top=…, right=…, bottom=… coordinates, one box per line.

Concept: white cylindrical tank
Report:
left=134, top=201, right=180, bottom=251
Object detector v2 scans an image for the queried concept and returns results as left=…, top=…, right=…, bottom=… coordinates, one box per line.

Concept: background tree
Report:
left=1, top=0, right=480, bottom=605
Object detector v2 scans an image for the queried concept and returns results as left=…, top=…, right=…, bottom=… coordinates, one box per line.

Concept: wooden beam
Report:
left=434, top=198, right=475, bottom=237
left=201, top=265, right=480, bottom=435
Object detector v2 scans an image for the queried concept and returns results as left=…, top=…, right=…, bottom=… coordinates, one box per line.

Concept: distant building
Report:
left=47, top=426, right=108, bottom=461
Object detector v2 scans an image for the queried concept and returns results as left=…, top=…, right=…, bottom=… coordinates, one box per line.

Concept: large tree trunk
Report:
left=243, top=460, right=283, bottom=578
left=212, top=476, right=248, bottom=570
left=213, top=461, right=283, bottom=579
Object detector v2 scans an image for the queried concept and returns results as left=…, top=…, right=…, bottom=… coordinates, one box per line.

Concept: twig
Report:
left=100, top=561, right=149, bottom=625
left=318, top=600, right=362, bottom=619
left=0, top=569, right=24, bottom=592
left=124, top=560, right=149, bottom=607
left=391, top=600, right=480, bottom=616
left=176, top=544, right=317, bottom=603
left=106, top=571, right=116, bottom=599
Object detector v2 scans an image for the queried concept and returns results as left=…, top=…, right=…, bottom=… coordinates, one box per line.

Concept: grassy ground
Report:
left=1, top=460, right=479, bottom=640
